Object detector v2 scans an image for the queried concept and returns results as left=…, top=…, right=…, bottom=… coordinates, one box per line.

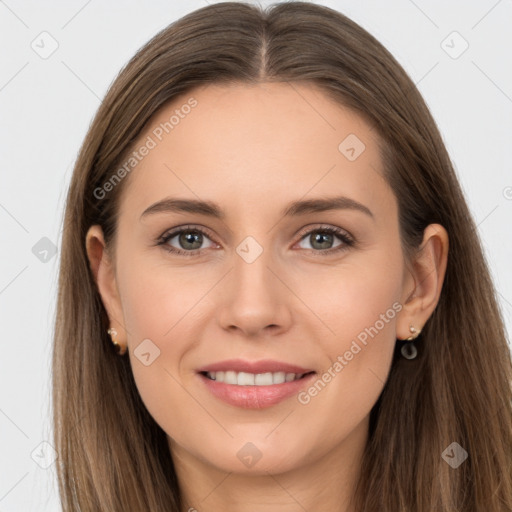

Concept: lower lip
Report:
left=198, top=372, right=316, bottom=409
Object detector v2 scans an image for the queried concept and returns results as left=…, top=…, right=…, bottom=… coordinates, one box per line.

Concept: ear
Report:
left=85, top=225, right=126, bottom=343
left=397, top=223, right=449, bottom=339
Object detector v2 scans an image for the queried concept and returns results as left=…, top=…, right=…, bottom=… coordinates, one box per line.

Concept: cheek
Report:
left=115, top=254, right=213, bottom=428
left=304, top=250, right=402, bottom=401
left=307, top=252, right=402, bottom=348
left=117, top=253, right=205, bottom=343
left=289, top=269, right=401, bottom=453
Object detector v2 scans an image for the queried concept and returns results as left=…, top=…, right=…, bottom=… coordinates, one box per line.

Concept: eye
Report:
left=294, top=225, right=355, bottom=255
left=156, top=224, right=355, bottom=257
left=157, top=225, right=217, bottom=256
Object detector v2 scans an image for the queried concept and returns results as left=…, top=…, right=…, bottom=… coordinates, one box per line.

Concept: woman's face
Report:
left=95, top=82, right=413, bottom=475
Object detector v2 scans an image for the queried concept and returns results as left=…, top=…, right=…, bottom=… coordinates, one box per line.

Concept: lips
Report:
left=196, top=358, right=317, bottom=409
left=196, top=358, right=314, bottom=375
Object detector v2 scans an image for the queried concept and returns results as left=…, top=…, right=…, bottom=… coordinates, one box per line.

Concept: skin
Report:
left=86, top=82, right=448, bottom=512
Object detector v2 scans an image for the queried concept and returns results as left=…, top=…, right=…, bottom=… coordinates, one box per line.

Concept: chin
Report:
left=194, top=437, right=310, bottom=476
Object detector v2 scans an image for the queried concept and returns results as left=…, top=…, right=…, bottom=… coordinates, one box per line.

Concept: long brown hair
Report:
left=52, top=2, right=512, bottom=510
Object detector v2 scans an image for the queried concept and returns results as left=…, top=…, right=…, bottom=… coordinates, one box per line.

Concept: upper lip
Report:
left=197, top=359, right=315, bottom=375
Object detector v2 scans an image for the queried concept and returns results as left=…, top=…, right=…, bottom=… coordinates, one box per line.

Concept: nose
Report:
left=216, top=243, right=293, bottom=338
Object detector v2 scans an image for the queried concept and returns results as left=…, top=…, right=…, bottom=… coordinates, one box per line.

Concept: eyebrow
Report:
left=140, top=195, right=374, bottom=220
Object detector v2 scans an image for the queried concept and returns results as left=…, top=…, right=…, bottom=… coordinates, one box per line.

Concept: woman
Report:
left=52, top=2, right=512, bottom=510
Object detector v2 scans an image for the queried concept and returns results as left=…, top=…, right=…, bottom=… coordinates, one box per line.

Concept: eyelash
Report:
left=156, top=224, right=355, bottom=258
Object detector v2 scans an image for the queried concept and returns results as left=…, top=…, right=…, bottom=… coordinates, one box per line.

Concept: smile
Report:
left=197, top=361, right=317, bottom=409
left=202, top=370, right=313, bottom=385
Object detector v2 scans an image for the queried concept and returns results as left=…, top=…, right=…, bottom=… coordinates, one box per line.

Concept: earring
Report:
left=401, top=325, right=421, bottom=360
left=107, top=327, right=127, bottom=356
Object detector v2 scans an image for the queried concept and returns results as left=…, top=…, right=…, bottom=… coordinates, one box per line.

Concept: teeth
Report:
left=205, top=370, right=305, bottom=385
left=255, top=372, right=273, bottom=385
left=237, top=372, right=254, bottom=385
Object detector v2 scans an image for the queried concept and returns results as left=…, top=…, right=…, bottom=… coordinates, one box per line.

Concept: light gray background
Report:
left=1, top=0, right=511, bottom=510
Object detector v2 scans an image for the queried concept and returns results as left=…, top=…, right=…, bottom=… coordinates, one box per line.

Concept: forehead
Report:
left=118, top=82, right=394, bottom=221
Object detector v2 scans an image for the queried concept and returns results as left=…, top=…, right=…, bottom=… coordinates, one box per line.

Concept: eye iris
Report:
left=311, top=232, right=333, bottom=250
left=180, top=231, right=202, bottom=250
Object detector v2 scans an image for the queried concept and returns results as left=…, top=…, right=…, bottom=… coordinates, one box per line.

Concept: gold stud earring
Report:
left=401, top=325, right=422, bottom=360
left=406, top=325, right=421, bottom=341
left=107, top=327, right=127, bottom=356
